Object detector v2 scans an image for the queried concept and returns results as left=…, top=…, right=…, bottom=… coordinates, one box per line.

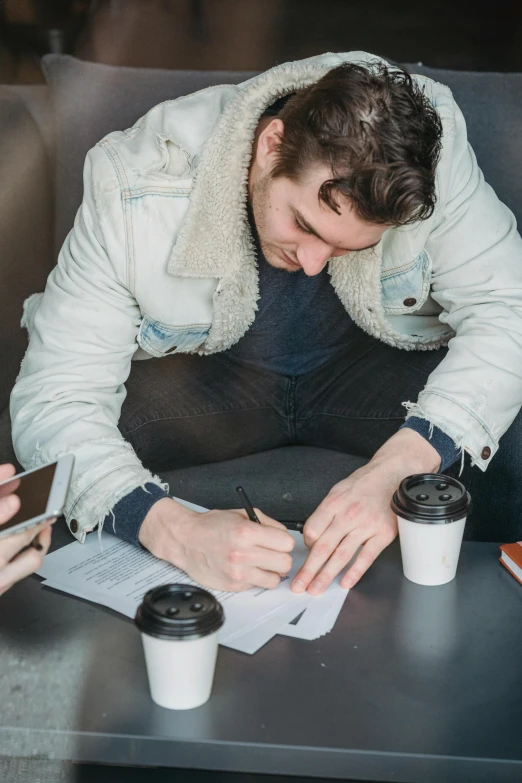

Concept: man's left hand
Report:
left=291, top=428, right=441, bottom=595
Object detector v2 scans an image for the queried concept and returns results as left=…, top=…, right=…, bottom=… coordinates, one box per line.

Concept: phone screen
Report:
left=0, top=463, right=57, bottom=533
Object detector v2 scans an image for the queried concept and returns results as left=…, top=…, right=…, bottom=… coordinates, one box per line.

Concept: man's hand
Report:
left=139, top=498, right=295, bottom=592
left=291, top=428, right=441, bottom=595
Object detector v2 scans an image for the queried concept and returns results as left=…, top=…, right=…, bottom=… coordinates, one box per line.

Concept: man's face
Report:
left=250, top=119, right=388, bottom=276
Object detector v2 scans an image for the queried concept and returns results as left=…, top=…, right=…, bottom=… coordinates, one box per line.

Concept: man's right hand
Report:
left=139, top=498, right=295, bottom=592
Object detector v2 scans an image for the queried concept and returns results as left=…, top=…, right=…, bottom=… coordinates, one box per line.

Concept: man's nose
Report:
left=296, top=242, right=333, bottom=276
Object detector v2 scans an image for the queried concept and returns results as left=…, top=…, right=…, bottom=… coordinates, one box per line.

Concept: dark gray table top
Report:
left=0, top=522, right=521, bottom=783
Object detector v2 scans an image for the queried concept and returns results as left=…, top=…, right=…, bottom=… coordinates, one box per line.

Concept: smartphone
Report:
left=0, top=454, right=74, bottom=539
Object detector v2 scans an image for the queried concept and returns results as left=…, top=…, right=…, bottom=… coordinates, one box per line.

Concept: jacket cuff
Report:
left=400, top=417, right=461, bottom=471
left=103, top=483, right=169, bottom=547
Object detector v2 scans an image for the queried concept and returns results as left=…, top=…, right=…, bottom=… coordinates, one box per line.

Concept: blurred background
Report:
left=1, top=0, right=522, bottom=83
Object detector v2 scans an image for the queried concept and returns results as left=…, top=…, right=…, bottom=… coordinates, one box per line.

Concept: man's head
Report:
left=248, top=62, right=443, bottom=276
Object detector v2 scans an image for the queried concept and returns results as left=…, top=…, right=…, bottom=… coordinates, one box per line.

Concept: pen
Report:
left=236, top=485, right=260, bottom=523
left=235, top=486, right=304, bottom=534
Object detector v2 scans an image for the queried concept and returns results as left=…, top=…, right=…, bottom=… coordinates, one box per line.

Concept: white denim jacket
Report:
left=10, top=52, right=522, bottom=541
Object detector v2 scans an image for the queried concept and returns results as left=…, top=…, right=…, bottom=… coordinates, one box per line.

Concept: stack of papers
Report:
left=37, top=498, right=349, bottom=654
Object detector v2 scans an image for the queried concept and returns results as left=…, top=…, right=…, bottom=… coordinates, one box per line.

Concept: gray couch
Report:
left=2, top=55, right=522, bottom=523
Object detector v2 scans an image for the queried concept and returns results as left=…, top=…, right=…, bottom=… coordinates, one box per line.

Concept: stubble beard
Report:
left=251, top=173, right=298, bottom=273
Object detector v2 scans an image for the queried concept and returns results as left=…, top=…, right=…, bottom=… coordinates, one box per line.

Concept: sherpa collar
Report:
left=167, top=51, right=454, bottom=353
left=167, top=52, right=382, bottom=352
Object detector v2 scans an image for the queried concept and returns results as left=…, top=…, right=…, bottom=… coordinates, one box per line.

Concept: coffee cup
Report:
left=391, top=474, right=471, bottom=586
left=135, top=583, right=224, bottom=710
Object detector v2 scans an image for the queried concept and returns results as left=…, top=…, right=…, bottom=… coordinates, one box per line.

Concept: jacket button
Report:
left=481, top=447, right=491, bottom=460
left=70, top=519, right=78, bottom=534
left=403, top=298, right=417, bottom=307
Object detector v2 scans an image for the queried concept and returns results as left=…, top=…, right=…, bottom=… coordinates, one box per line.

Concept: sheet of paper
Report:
left=225, top=599, right=312, bottom=654
left=279, top=578, right=348, bottom=640
left=37, top=532, right=313, bottom=652
left=278, top=534, right=349, bottom=640
left=38, top=502, right=348, bottom=651
left=41, top=576, right=312, bottom=654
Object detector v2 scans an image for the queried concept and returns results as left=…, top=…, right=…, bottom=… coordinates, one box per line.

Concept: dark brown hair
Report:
left=271, top=62, right=443, bottom=226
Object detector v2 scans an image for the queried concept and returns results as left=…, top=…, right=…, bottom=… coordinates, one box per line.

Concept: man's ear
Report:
left=255, top=118, right=284, bottom=172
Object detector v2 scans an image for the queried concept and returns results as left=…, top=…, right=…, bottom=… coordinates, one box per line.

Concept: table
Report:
left=0, top=522, right=521, bottom=783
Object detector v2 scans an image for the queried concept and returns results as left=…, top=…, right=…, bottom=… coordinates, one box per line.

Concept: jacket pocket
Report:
left=381, top=250, right=431, bottom=314
left=137, top=316, right=210, bottom=358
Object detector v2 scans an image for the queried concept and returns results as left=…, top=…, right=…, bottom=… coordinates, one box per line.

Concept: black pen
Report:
left=235, top=486, right=304, bottom=534
left=236, top=485, right=260, bottom=523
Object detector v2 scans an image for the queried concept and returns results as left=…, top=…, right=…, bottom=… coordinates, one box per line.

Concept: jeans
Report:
left=119, top=327, right=522, bottom=542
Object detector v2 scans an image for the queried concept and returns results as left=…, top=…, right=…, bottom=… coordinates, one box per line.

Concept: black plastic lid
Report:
left=135, top=584, right=224, bottom=640
left=391, top=473, right=471, bottom=524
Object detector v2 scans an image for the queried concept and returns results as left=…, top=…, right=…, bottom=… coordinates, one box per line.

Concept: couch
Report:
left=1, top=54, right=522, bottom=524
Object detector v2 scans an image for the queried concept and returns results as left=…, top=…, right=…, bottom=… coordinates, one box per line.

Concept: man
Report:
left=11, top=52, right=522, bottom=596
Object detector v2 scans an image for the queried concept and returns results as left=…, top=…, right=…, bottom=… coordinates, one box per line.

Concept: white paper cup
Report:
left=391, top=474, right=471, bottom=587
left=397, top=515, right=466, bottom=586
left=141, top=628, right=220, bottom=710
left=135, top=584, right=224, bottom=710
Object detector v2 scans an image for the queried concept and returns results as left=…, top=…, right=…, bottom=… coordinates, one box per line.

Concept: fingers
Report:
left=306, top=532, right=362, bottom=594
left=301, top=499, right=338, bottom=550
left=228, top=511, right=294, bottom=578
left=0, top=464, right=16, bottom=482
left=0, top=464, right=20, bottom=503
left=294, top=526, right=395, bottom=595
left=220, top=556, right=283, bottom=592
left=34, top=525, right=52, bottom=552
left=291, top=514, right=349, bottom=593
left=0, top=479, right=20, bottom=501
left=256, top=508, right=288, bottom=532
left=340, top=537, right=387, bottom=589
left=0, top=492, right=20, bottom=521
left=222, top=567, right=281, bottom=593
left=235, top=509, right=295, bottom=553
left=0, top=522, right=52, bottom=566
left=229, top=543, right=293, bottom=576
left=0, top=526, right=52, bottom=597
left=245, top=566, right=282, bottom=590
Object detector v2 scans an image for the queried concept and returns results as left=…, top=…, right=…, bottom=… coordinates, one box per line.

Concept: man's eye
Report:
left=294, top=219, right=310, bottom=234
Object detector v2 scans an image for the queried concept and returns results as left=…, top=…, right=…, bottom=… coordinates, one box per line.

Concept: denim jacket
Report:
left=10, top=51, right=522, bottom=541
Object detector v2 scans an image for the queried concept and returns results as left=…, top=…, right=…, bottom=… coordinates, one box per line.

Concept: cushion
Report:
left=41, top=54, right=257, bottom=255
left=4, top=85, right=55, bottom=169
left=159, top=445, right=368, bottom=521
left=0, top=88, right=54, bottom=417
left=406, top=64, right=522, bottom=227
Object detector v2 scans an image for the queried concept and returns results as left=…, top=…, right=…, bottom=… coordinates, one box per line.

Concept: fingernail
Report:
left=292, top=580, right=305, bottom=593
left=309, top=582, right=324, bottom=595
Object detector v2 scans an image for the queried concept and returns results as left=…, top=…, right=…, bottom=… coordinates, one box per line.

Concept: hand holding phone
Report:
left=0, top=454, right=74, bottom=539
left=0, top=463, right=57, bottom=596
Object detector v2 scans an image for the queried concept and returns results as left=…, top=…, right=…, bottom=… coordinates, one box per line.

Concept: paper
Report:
left=278, top=534, right=349, bottom=640
left=39, top=532, right=310, bottom=653
left=38, top=497, right=348, bottom=653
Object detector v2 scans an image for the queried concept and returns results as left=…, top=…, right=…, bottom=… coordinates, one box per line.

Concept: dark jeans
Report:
left=119, top=328, right=522, bottom=542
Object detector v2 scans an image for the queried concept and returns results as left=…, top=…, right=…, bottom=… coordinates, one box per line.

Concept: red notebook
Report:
left=499, top=541, right=522, bottom=585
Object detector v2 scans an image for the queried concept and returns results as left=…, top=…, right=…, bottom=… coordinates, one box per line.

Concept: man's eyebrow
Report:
left=292, top=208, right=380, bottom=252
